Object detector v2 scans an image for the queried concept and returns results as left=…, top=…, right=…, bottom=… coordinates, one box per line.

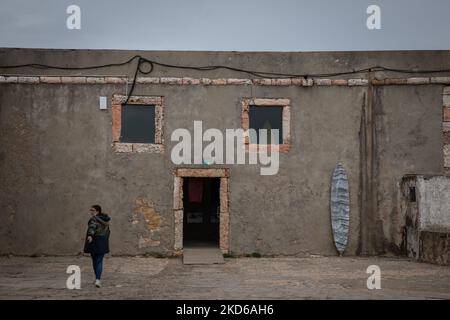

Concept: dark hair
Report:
left=91, top=205, right=102, bottom=214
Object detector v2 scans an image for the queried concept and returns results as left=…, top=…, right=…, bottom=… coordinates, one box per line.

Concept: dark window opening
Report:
left=120, top=104, right=155, bottom=143
left=249, top=106, right=283, bottom=144
left=183, top=177, right=220, bottom=246
left=409, top=187, right=416, bottom=202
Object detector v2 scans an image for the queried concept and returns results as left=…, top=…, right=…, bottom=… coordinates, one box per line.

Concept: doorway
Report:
left=173, top=168, right=230, bottom=254
left=183, top=177, right=220, bottom=247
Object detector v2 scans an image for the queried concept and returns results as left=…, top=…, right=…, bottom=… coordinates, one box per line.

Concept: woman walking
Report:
left=84, top=205, right=111, bottom=288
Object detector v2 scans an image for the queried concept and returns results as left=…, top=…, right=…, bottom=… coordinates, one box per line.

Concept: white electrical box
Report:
left=99, top=96, right=107, bottom=110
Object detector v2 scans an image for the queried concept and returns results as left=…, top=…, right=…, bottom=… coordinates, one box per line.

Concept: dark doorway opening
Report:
left=183, top=177, right=220, bottom=247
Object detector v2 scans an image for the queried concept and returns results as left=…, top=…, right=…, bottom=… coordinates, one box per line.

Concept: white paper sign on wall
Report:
left=99, top=96, right=107, bottom=110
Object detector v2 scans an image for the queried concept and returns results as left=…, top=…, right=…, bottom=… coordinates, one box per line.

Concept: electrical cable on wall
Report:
left=1, top=55, right=450, bottom=103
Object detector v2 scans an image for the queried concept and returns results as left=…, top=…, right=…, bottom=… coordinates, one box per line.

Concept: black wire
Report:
left=0, top=55, right=142, bottom=71
left=1, top=55, right=450, bottom=101
left=125, top=57, right=154, bottom=104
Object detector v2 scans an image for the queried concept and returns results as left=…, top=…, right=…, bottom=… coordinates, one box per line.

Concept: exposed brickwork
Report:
left=406, top=77, right=431, bottom=85
left=173, top=177, right=183, bottom=210
left=211, top=78, right=227, bottom=85
left=173, top=168, right=230, bottom=254
left=112, top=143, right=164, bottom=154
left=371, top=79, right=385, bottom=85
left=444, top=131, right=450, bottom=145
left=112, top=142, right=132, bottom=153
left=160, top=77, right=183, bottom=85
left=444, top=107, right=450, bottom=122
left=200, top=78, right=212, bottom=85
left=444, top=95, right=450, bottom=108
left=348, top=79, right=369, bottom=86
left=432, top=77, right=450, bottom=84
left=40, top=76, right=62, bottom=84
left=331, top=79, right=348, bottom=86
left=3, top=75, right=450, bottom=86
left=227, top=78, right=252, bottom=85
left=419, top=231, right=449, bottom=266
left=247, top=144, right=291, bottom=153
left=444, top=158, right=450, bottom=169
left=314, top=79, right=332, bottom=86
left=174, top=209, right=183, bottom=253
left=155, top=104, right=164, bottom=144
left=252, top=78, right=272, bottom=86
left=272, top=78, right=291, bottom=86
left=61, top=76, right=86, bottom=84
left=132, top=143, right=164, bottom=153
left=105, top=77, right=128, bottom=84
left=291, top=78, right=304, bottom=86
left=112, top=95, right=162, bottom=105
left=219, top=177, right=229, bottom=213
left=444, top=122, right=450, bottom=132
left=282, top=105, right=291, bottom=145
left=18, top=76, right=39, bottom=84
left=219, top=177, right=230, bottom=254
left=4, top=76, right=18, bottom=83
left=111, top=104, right=122, bottom=142
left=384, top=78, right=407, bottom=85
left=182, top=77, right=200, bottom=85
left=136, top=77, right=159, bottom=84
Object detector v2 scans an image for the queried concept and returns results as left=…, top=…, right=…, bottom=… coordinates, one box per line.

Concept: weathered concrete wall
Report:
left=0, top=49, right=449, bottom=256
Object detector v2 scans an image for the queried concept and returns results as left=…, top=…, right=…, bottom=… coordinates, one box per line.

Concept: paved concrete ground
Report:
left=0, top=255, right=449, bottom=300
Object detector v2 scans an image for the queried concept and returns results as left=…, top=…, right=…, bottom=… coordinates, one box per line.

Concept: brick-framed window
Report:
left=241, top=98, right=291, bottom=153
left=111, top=94, right=164, bottom=153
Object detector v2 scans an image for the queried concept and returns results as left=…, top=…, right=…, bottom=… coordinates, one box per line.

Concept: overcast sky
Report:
left=0, top=0, right=449, bottom=51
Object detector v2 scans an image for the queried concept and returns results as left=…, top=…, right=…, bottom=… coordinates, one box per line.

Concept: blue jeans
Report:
left=90, top=253, right=105, bottom=280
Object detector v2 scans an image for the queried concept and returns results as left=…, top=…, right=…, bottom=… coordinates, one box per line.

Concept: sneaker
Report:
left=95, top=279, right=101, bottom=288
